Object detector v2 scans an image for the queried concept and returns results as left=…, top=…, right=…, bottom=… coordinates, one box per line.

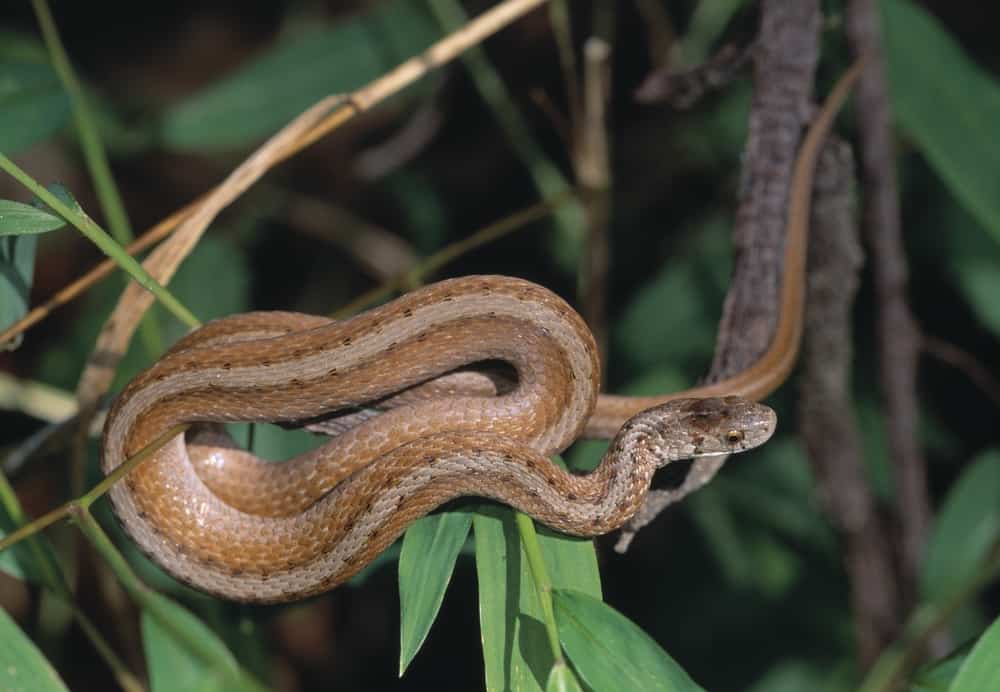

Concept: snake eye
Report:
left=725, top=429, right=745, bottom=446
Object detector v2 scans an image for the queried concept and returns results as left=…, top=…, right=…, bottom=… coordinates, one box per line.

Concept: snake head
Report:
left=620, top=395, right=777, bottom=467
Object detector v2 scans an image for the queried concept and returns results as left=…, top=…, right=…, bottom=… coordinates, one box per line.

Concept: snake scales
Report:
left=100, top=63, right=860, bottom=603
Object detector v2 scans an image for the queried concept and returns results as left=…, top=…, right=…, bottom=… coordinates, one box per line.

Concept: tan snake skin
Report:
left=100, top=63, right=860, bottom=603
left=100, top=277, right=775, bottom=602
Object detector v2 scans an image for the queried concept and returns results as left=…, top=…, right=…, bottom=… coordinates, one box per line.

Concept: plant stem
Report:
left=515, top=512, right=564, bottom=664
left=0, top=152, right=199, bottom=329
left=0, top=424, right=188, bottom=554
left=858, top=542, right=1000, bottom=692
left=427, top=0, right=586, bottom=270
left=0, top=472, right=143, bottom=690
left=31, top=0, right=133, bottom=247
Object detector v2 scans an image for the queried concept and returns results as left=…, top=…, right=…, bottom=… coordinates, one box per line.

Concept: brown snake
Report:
left=101, top=64, right=860, bottom=603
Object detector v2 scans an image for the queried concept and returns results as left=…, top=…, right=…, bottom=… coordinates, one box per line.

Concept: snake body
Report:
left=101, top=277, right=774, bottom=602
left=100, top=64, right=860, bottom=603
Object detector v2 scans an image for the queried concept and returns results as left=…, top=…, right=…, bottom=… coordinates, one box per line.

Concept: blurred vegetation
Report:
left=0, top=1, right=999, bottom=691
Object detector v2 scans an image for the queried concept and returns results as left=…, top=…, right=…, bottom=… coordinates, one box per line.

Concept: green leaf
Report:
left=398, top=510, right=473, bottom=674
left=0, top=480, right=65, bottom=592
left=546, top=660, right=584, bottom=692
left=0, top=233, right=36, bottom=338
left=0, top=199, right=65, bottom=236
left=474, top=504, right=602, bottom=692
left=614, top=217, right=729, bottom=375
left=882, top=0, right=1000, bottom=245
left=951, top=257, right=1000, bottom=337
left=913, top=644, right=970, bottom=692
left=158, top=1, right=437, bottom=151
left=142, top=592, right=266, bottom=692
left=920, top=450, right=1000, bottom=601
left=554, top=589, right=705, bottom=692
left=746, top=660, right=854, bottom=692
left=0, top=61, right=71, bottom=154
left=0, top=606, right=70, bottom=692
left=949, top=615, right=1000, bottom=692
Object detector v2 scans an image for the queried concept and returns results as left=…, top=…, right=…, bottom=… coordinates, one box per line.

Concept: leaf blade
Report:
left=882, top=0, right=1000, bottom=244
left=948, top=614, right=1000, bottom=692
left=398, top=510, right=473, bottom=674
left=0, top=607, right=70, bottom=692
left=553, top=589, right=706, bottom=692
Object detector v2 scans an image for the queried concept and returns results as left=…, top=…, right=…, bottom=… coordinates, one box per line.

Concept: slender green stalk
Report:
left=81, top=424, right=190, bottom=507
left=0, top=470, right=68, bottom=596
left=0, top=152, right=199, bottom=329
left=858, top=544, right=1000, bottom=692
left=73, top=508, right=239, bottom=672
left=547, top=0, right=580, bottom=131
left=0, top=424, right=188, bottom=554
left=31, top=0, right=133, bottom=247
left=332, top=190, right=575, bottom=318
left=30, top=0, right=163, bottom=358
left=0, top=472, right=143, bottom=690
left=427, top=0, right=586, bottom=269
left=72, top=608, right=146, bottom=692
left=515, top=512, right=564, bottom=664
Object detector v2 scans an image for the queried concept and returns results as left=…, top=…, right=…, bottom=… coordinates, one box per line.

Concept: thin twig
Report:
left=799, top=138, right=900, bottom=664
left=0, top=0, right=551, bottom=349
left=921, top=334, right=1000, bottom=409
left=846, top=0, right=930, bottom=606
left=857, top=540, right=1000, bottom=692
left=616, top=0, right=823, bottom=551
left=0, top=153, right=199, bottom=332
left=0, top=424, right=188, bottom=553
left=332, top=190, right=576, bottom=318
left=575, top=37, right=613, bottom=373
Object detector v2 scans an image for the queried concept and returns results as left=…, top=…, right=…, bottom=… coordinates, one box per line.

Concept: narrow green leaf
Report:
left=474, top=501, right=602, bottom=692
left=398, top=510, right=473, bottom=675
left=474, top=506, right=550, bottom=692
left=0, top=31, right=50, bottom=62
left=0, top=61, right=71, bottom=154
left=546, top=660, right=584, bottom=692
left=0, top=233, right=36, bottom=338
left=951, top=256, right=1000, bottom=337
left=0, top=199, right=65, bottom=236
left=142, top=592, right=266, bottom=692
left=882, top=0, right=1000, bottom=245
left=746, top=660, right=855, bottom=692
left=615, top=217, right=730, bottom=374
left=159, top=1, right=437, bottom=151
left=912, top=645, right=970, bottom=692
left=553, top=589, right=705, bottom=692
left=0, top=477, right=64, bottom=591
left=920, top=450, right=1000, bottom=601
left=949, top=615, right=1000, bottom=692
left=0, top=606, right=69, bottom=692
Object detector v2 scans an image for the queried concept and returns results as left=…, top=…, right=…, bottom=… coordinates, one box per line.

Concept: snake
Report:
left=100, top=63, right=860, bottom=603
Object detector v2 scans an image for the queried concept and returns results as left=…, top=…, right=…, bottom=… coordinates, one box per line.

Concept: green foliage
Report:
left=920, top=451, right=1000, bottom=602
left=553, top=589, right=705, bottom=692
left=0, top=184, right=81, bottom=333
left=0, top=607, right=69, bottom=692
left=0, top=199, right=65, bottom=236
left=883, top=0, right=1000, bottom=245
left=141, top=592, right=266, bottom=692
left=158, top=1, right=437, bottom=151
left=2, top=1, right=1000, bottom=690
left=474, top=506, right=601, bottom=692
left=0, top=34, right=71, bottom=154
left=0, top=233, right=36, bottom=337
left=948, top=615, right=1000, bottom=692
left=398, top=511, right=474, bottom=673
